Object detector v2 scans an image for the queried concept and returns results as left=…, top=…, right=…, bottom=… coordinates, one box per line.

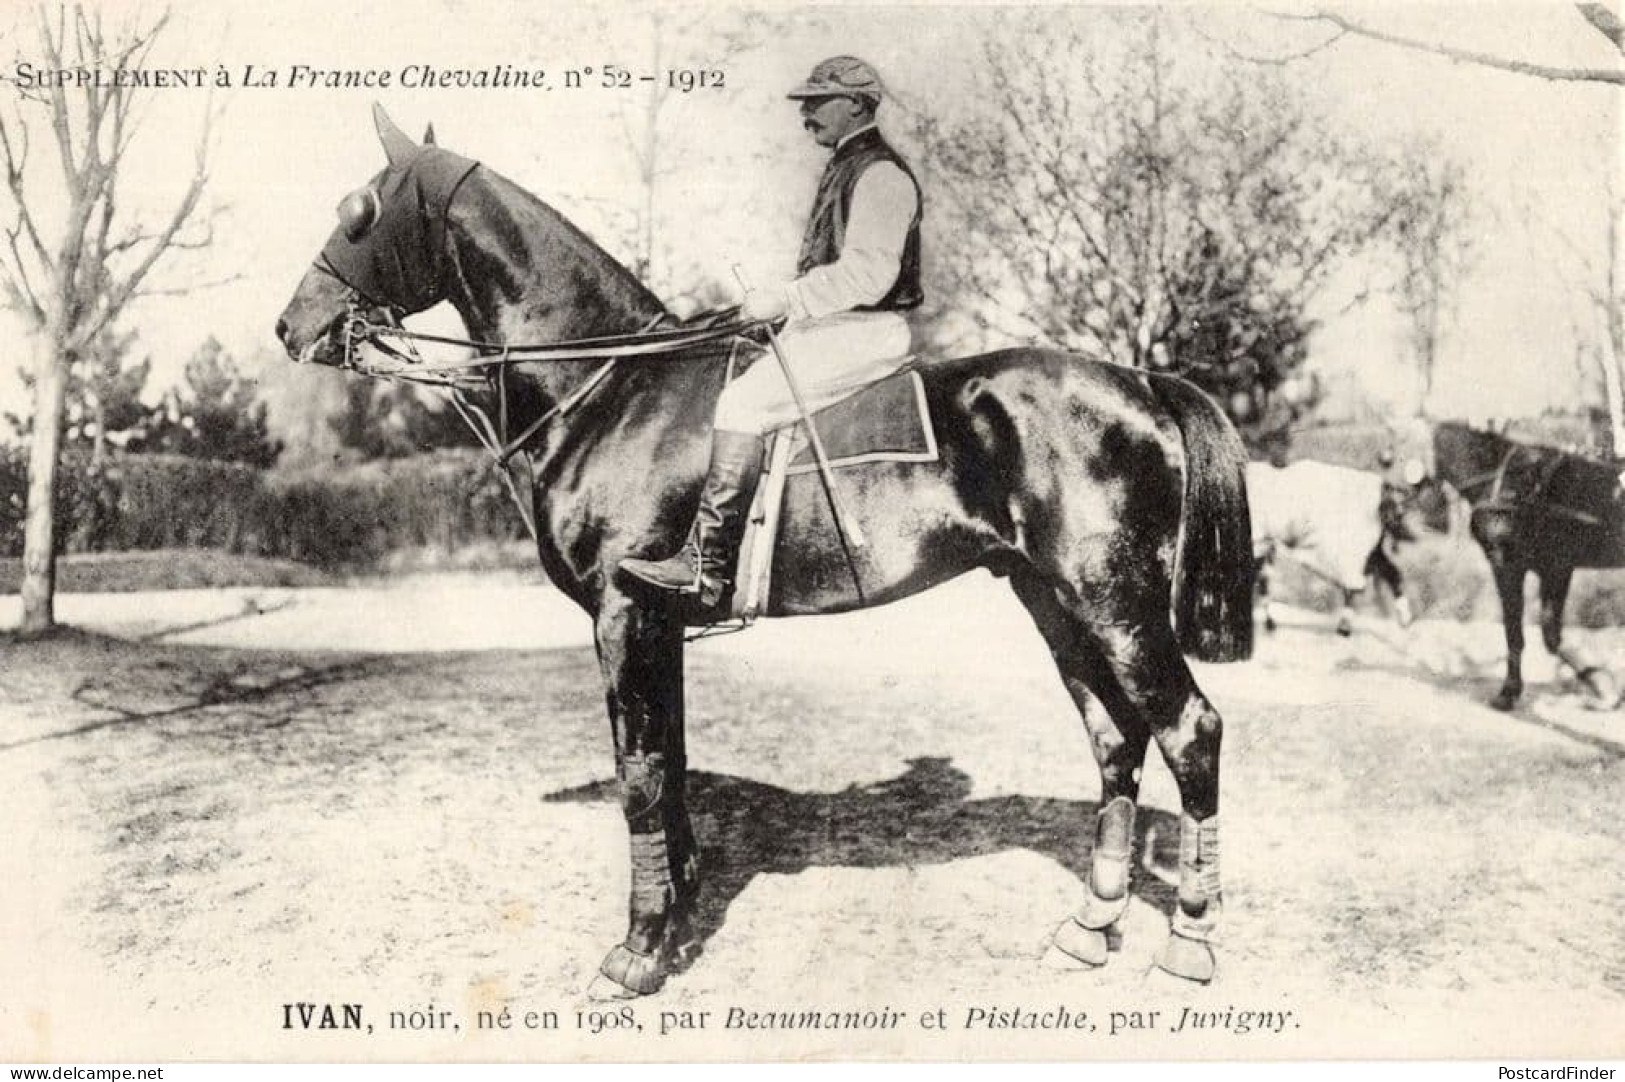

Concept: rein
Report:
left=1449, top=444, right=1609, bottom=528
left=342, top=308, right=751, bottom=376
left=336, top=297, right=754, bottom=543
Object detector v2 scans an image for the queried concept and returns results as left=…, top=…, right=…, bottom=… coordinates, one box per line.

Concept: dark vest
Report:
left=795, top=127, right=923, bottom=312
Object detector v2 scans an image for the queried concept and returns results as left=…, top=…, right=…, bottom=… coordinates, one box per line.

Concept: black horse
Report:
left=275, top=109, right=1254, bottom=995
left=1432, top=421, right=1624, bottom=710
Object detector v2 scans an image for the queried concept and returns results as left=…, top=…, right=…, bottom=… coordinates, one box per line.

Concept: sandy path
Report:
left=1, top=573, right=1620, bottom=1061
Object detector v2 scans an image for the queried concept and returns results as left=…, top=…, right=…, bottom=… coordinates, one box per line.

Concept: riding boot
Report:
left=619, top=430, right=765, bottom=609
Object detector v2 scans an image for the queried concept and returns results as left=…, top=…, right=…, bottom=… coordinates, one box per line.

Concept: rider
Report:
left=619, top=55, right=924, bottom=609
left=1371, top=447, right=1416, bottom=626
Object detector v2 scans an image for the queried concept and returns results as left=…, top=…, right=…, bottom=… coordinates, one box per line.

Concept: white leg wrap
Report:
left=1172, top=813, right=1222, bottom=944
left=1074, top=885, right=1131, bottom=930
left=1179, top=812, right=1221, bottom=899
left=1075, top=797, right=1135, bottom=929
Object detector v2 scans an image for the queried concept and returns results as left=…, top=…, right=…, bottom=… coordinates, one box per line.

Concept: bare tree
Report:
left=917, top=13, right=1413, bottom=441
left=1273, top=6, right=1625, bottom=85
left=1567, top=188, right=1625, bottom=453
left=1260, top=6, right=1624, bottom=445
left=5, top=326, right=152, bottom=463
left=1383, top=142, right=1476, bottom=415
left=1504, top=163, right=1624, bottom=453
left=1601, top=201, right=1625, bottom=452
left=559, top=9, right=772, bottom=307
left=0, top=4, right=218, bottom=633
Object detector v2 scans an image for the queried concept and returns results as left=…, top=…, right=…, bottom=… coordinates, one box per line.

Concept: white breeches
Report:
left=712, top=310, right=912, bottom=434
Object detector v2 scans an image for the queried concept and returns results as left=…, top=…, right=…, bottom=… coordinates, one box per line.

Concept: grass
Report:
left=0, top=541, right=540, bottom=595
left=0, top=549, right=333, bottom=594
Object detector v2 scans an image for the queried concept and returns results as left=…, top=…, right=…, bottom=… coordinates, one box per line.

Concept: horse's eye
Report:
left=337, top=188, right=379, bottom=242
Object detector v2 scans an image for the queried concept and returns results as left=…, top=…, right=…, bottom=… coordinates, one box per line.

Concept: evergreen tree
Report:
left=147, top=337, right=283, bottom=467
left=6, top=327, right=156, bottom=460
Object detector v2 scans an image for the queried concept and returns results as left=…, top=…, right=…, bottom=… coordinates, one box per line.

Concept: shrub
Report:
left=0, top=448, right=530, bottom=569
left=264, top=451, right=524, bottom=568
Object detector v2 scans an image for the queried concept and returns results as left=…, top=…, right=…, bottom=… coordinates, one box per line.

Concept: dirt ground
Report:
left=1, top=571, right=1621, bottom=1062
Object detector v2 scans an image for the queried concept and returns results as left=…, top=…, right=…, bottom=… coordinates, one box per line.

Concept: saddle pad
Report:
left=784, top=368, right=938, bottom=475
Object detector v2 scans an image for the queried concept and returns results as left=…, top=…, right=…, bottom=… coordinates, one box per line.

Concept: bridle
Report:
left=1442, top=436, right=1613, bottom=528
left=314, top=259, right=756, bottom=542
left=306, top=148, right=762, bottom=543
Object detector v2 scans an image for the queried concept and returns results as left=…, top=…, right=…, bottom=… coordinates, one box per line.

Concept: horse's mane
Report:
left=451, top=152, right=670, bottom=328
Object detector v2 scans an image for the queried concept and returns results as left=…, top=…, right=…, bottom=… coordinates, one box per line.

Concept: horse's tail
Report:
left=1147, top=372, right=1254, bottom=662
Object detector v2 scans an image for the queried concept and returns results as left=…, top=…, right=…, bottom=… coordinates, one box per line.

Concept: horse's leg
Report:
left=1537, top=566, right=1573, bottom=666
left=1336, top=589, right=1356, bottom=637
left=1536, top=567, right=1615, bottom=703
left=1255, top=551, right=1277, bottom=633
left=1366, top=541, right=1412, bottom=626
left=1489, top=558, right=1527, bottom=711
left=1010, top=574, right=1151, bottom=969
left=591, top=596, right=698, bottom=996
left=1084, top=623, right=1224, bottom=984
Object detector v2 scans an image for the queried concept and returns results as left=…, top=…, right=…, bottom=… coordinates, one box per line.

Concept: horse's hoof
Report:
left=1576, top=667, right=1619, bottom=709
left=1046, top=918, right=1118, bottom=968
left=1335, top=616, right=1353, bottom=637
left=597, top=943, right=666, bottom=996
left=1490, top=689, right=1519, bottom=712
left=1154, top=933, right=1217, bottom=984
left=665, top=913, right=704, bottom=973
left=584, top=973, right=643, bottom=1002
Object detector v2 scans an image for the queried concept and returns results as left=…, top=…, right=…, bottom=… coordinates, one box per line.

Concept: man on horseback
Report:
left=619, top=55, right=923, bottom=609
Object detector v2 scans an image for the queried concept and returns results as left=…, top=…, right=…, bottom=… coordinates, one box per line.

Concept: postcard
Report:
left=1, top=0, right=1621, bottom=1065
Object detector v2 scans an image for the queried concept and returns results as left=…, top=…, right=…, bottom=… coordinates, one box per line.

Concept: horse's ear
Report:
left=373, top=103, right=417, bottom=166
left=423, top=123, right=436, bottom=146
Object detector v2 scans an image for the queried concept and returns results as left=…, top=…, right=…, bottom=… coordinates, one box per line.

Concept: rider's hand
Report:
left=741, top=285, right=788, bottom=323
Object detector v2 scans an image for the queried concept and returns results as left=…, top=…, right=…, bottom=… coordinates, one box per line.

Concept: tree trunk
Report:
left=21, top=335, right=69, bottom=634
left=1604, top=316, right=1625, bottom=456
left=1608, top=201, right=1625, bottom=457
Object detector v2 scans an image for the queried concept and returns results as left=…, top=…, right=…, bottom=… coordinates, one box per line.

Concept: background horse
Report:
left=1432, top=421, right=1624, bottom=709
left=1248, top=459, right=1422, bottom=636
left=275, top=109, right=1254, bottom=994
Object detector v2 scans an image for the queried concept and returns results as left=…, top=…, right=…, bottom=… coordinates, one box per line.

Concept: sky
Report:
left=0, top=0, right=1618, bottom=432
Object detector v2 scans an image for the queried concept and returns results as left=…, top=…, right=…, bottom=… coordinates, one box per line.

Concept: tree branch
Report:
left=1190, top=15, right=1346, bottom=65
left=0, top=111, right=55, bottom=276
left=0, top=237, right=46, bottom=323
left=134, top=270, right=245, bottom=298
left=39, top=2, right=80, bottom=185
left=1577, top=3, right=1625, bottom=53
left=77, top=94, right=214, bottom=346
left=1272, top=10, right=1625, bottom=84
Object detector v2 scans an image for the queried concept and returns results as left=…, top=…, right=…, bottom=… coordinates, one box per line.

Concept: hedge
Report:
left=3, top=445, right=1619, bottom=625
left=0, top=448, right=528, bottom=570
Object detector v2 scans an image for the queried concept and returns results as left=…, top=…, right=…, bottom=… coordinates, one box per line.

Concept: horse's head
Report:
left=1382, top=455, right=1452, bottom=539
left=275, top=105, right=478, bottom=369
left=1429, top=420, right=1512, bottom=498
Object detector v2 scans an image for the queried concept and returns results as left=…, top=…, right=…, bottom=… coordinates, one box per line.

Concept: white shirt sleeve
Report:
left=782, top=162, right=918, bottom=321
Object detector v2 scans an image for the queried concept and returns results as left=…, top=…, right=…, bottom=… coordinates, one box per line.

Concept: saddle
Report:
left=729, top=364, right=938, bottom=621
left=1489, top=442, right=1625, bottom=528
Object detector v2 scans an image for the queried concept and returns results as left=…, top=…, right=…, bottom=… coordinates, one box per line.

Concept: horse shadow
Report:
left=544, top=756, right=1180, bottom=968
